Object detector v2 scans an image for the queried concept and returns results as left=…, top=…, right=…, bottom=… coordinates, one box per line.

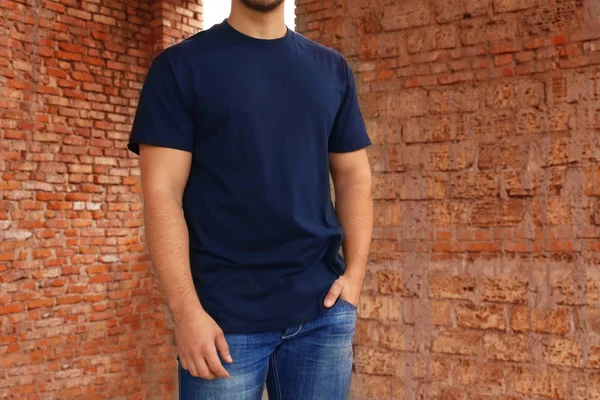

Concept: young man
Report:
left=127, top=0, right=372, bottom=398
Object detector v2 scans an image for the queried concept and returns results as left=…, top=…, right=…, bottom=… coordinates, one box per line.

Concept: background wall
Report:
left=296, top=0, right=600, bottom=398
left=0, top=0, right=201, bottom=398
left=1, top=0, right=600, bottom=399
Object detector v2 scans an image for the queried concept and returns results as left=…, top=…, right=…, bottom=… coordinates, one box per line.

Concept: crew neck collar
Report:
left=220, top=18, right=294, bottom=46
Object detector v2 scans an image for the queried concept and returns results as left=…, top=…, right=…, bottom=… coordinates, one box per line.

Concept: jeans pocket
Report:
left=337, top=297, right=358, bottom=311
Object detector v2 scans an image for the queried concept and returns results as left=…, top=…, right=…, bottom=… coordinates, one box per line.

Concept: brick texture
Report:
left=295, top=0, right=600, bottom=398
left=0, top=0, right=201, bottom=398
left=3, top=0, right=600, bottom=398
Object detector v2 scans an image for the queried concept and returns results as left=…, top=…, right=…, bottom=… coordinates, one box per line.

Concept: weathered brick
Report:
left=478, top=141, right=521, bottom=170
left=471, top=200, right=525, bottom=227
left=6, top=0, right=600, bottom=398
left=377, top=323, right=408, bottom=351
left=454, top=359, right=478, bottom=385
left=450, top=171, right=499, bottom=198
left=461, top=17, right=518, bottom=45
left=435, top=0, right=489, bottom=23
left=483, top=333, right=529, bottom=362
left=531, top=368, right=568, bottom=399
left=430, top=201, right=469, bottom=226
left=432, top=328, right=482, bottom=355
left=382, top=2, right=433, bottom=30
left=589, top=342, right=600, bottom=369
left=431, top=300, right=452, bottom=326
left=350, top=375, right=393, bottom=400
left=474, top=110, right=515, bottom=137
left=407, top=25, right=458, bottom=53
left=377, top=269, right=404, bottom=295
left=359, top=294, right=390, bottom=320
left=543, top=337, right=584, bottom=368
left=456, top=303, right=506, bottom=330
left=388, top=89, right=428, bottom=118
left=429, top=274, right=475, bottom=300
left=552, top=277, right=600, bottom=305
left=493, top=0, right=536, bottom=13
left=430, top=86, right=480, bottom=114
left=404, top=114, right=471, bottom=143
left=354, top=346, right=404, bottom=376
left=482, top=277, right=528, bottom=304
left=522, top=0, right=583, bottom=36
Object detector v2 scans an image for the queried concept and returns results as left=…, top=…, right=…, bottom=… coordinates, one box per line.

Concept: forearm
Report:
left=143, top=191, right=200, bottom=318
left=334, top=180, right=373, bottom=281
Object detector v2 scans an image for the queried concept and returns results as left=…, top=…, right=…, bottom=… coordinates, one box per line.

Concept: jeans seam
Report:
left=281, top=324, right=303, bottom=340
left=270, top=352, right=283, bottom=400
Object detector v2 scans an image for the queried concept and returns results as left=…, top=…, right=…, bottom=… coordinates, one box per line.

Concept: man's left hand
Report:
left=323, top=273, right=363, bottom=308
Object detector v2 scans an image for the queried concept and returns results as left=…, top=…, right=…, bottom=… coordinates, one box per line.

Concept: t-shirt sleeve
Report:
left=127, top=51, right=194, bottom=155
left=328, top=61, right=372, bottom=153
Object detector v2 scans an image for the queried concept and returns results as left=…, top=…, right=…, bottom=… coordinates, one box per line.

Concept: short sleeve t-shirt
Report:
left=128, top=20, right=371, bottom=333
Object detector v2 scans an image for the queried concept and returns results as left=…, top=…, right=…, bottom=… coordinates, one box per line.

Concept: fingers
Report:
left=180, top=355, right=212, bottom=379
left=324, top=279, right=343, bottom=308
left=179, top=352, right=217, bottom=380
left=193, top=356, right=217, bottom=380
left=205, top=345, right=230, bottom=379
left=215, top=330, right=233, bottom=364
left=179, top=331, right=232, bottom=380
left=179, top=356, right=197, bottom=377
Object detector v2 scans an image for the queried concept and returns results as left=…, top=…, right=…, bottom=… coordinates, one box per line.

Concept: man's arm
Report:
left=139, top=144, right=232, bottom=379
left=324, top=148, right=373, bottom=307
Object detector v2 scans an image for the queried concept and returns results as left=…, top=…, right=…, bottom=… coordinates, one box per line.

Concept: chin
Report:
left=239, top=0, right=285, bottom=12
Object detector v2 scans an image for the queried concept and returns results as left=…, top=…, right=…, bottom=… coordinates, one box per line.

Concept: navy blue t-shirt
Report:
left=128, top=20, right=371, bottom=333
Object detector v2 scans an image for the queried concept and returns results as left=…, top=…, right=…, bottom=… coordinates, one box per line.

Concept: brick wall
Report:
left=3, top=0, right=600, bottom=398
left=296, top=0, right=600, bottom=398
left=0, top=0, right=200, bottom=398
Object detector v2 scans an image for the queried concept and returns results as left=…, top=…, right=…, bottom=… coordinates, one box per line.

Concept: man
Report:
left=127, top=0, right=372, bottom=398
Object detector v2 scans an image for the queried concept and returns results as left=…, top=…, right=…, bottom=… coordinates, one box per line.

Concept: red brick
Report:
left=27, top=298, right=54, bottom=309
left=0, top=303, right=25, bottom=315
left=5, top=0, right=600, bottom=398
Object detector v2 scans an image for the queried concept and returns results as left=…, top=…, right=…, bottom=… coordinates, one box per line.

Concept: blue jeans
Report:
left=178, top=297, right=358, bottom=400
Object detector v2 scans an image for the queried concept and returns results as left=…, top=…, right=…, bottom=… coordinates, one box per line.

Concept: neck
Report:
left=228, top=1, right=287, bottom=40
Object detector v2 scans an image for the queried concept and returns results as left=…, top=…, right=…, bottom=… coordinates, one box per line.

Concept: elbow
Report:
left=334, top=168, right=372, bottom=195
left=143, top=185, right=184, bottom=211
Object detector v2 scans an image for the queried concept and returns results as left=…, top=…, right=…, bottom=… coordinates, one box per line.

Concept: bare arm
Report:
left=139, top=144, right=232, bottom=379
left=139, top=144, right=198, bottom=316
left=324, top=149, right=373, bottom=307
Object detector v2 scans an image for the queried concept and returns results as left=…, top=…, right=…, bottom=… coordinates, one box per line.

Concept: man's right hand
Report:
left=174, top=306, right=233, bottom=380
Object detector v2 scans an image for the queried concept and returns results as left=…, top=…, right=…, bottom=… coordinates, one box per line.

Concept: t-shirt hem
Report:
left=219, top=306, right=330, bottom=334
left=328, top=139, right=372, bottom=153
left=127, top=140, right=193, bottom=156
